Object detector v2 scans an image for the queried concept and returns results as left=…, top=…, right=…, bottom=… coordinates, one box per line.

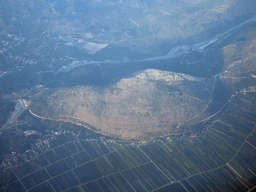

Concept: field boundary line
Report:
left=152, top=124, right=256, bottom=191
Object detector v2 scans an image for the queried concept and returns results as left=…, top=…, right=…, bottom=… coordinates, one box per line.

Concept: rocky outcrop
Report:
left=219, top=28, right=256, bottom=94
left=29, top=69, right=214, bottom=139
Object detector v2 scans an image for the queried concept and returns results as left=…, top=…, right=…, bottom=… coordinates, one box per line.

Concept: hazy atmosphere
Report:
left=0, top=0, right=256, bottom=191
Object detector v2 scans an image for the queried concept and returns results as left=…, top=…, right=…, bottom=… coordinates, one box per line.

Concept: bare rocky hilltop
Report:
left=29, top=69, right=214, bottom=139
left=27, top=22, right=256, bottom=140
